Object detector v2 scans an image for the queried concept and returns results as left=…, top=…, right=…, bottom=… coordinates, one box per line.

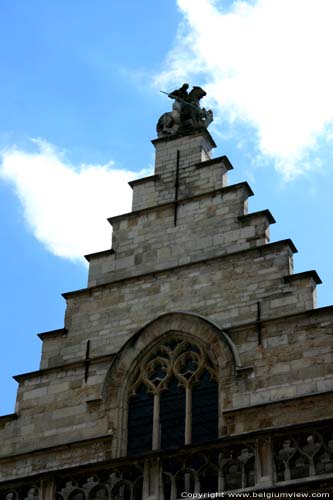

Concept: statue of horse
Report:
left=156, top=84, right=213, bottom=138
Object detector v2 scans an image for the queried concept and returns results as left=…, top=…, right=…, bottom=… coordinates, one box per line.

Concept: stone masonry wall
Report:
left=87, top=131, right=233, bottom=286
left=0, top=129, right=332, bottom=486
left=0, top=308, right=332, bottom=482
left=87, top=184, right=273, bottom=287
left=0, top=241, right=320, bottom=458
left=62, top=241, right=302, bottom=366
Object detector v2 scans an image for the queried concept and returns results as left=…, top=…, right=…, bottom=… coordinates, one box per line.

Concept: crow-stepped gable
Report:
left=1, top=87, right=332, bottom=498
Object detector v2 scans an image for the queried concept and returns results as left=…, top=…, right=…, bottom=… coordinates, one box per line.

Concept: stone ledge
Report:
left=151, top=128, right=217, bottom=148
left=0, top=433, right=113, bottom=462
left=0, top=413, right=18, bottom=424
left=194, top=154, right=234, bottom=171
left=3, top=417, right=331, bottom=473
left=128, top=175, right=159, bottom=188
left=37, top=328, right=68, bottom=341
left=220, top=181, right=254, bottom=197
left=14, top=304, right=331, bottom=385
left=238, top=209, right=276, bottom=225
left=107, top=182, right=254, bottom=225
left=235, top=365, right=254, bottom=375
left=283, top=270, right=322, bottom=285
left=223, top=389, right=333, bottom=414
left=12, top=354, right=115, bottom=383
left=264, top=238, right=297, bottom=254
left=86, top=398, right=103, bottom=405
left=84, top=249, right=114, bottom=262
left=62, top=239, right=298, bottom=299
left=224, top=304, right=333, bottom=333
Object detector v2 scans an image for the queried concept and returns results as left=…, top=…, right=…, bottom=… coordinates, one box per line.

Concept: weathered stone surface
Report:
left=1, top=123, right=332, bottom=495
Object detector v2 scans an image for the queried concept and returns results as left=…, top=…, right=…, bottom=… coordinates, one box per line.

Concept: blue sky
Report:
left=1, top=0, right=333, bottom=415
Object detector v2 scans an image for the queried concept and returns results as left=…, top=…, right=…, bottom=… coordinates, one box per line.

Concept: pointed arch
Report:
left=102, top=311, right=242, bottom=457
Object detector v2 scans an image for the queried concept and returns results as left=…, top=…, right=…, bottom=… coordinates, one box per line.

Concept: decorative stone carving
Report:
left=89, top=489, right=108, bottom=500
left=278, top=440, right=296, bottom=462
left=127, top=335, right=219, bottom=451
left=82, top=478, right=98, bottom=491
left=238, top=448, right=254, bottom=465
left=106, top=473, right=121, bottom=489
left=236, top=448, right=255, bottom=489
left=60, top=482, right=76, bottom=498
left=23, top=489, right=38, bottom=500
left=57, top=470, right=143, bottom=500
left=162, top=447, right=238, bottom=496
left=300, top=434, right=322, bottom=477
left=273, top=430, right=333, bottom=482
left=328, top=434, right=333, bottom=454
left=4, top=425, right=333, bottom=500
left=129, top=336, right=216, bottom=395
left=301, top=435, right=321, bottom=458
left=157, top=84, right=213, bottom=138
left=277, top=440, right=296, bottom=481
left=5, top=493, right=17, bottom=500
left=317, top=433, right=333, bottom=474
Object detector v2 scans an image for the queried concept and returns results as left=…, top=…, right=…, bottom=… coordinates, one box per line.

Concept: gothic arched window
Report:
left=127, top=335, right=218, bottom=455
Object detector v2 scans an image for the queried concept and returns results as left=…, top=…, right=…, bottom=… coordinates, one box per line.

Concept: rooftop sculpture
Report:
left=157, top=83, right=213, bottom=138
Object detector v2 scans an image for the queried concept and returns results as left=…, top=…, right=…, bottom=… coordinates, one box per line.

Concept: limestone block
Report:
left=269, top=385, right=296, bottom=400
left=22, top=387, right=47, bottom=401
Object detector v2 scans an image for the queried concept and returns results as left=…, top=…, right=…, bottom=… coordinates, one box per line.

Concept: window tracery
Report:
left=127, top=334, right=218, bottom=454
left=0, top=487, right=40, bottom=500
left=55, top=466, right=144, bottom=500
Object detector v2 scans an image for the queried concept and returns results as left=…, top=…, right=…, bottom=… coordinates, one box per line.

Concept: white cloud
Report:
left=156, top=0, right=333, bottom=178
left=0, top=139, right=151, bottom=262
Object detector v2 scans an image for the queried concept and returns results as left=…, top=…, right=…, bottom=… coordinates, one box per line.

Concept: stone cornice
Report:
left=238, top=209, right=276, bottom=225
left=0, top=433, right=113, bottom=464
left=12, top=353, right=115, bottom=383
left=62, top=239, right=298, bottom=300
left=0, top=413, right=17, bottom=424
left=1, top=417, right=332, bottom=482
left=283, top=270, right=322, bottom=285
left=194, top=154, right=234, bottom=170
left=223, top=389, right=333, bottom=414
left=151, top=128, right=217, bottom=148
left=12, top=305, right=332, bottom=385
left=128, top=174, right=159, bottom=188
left=84, top=249, right=114, bottom=262
left=224, top=304, right=333, bottom=333
left=107, top=182, right=254, bottom=225
left=37, top=328, right=68, bottom=341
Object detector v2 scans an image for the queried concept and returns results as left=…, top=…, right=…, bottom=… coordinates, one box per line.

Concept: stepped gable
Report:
left=0, top=86, right=332, bottom=496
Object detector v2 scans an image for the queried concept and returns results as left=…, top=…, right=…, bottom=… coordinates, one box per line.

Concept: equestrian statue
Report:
left=156, top=83, right=213, bottom=138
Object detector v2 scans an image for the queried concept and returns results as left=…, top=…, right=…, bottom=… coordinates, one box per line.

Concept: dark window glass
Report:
left=160, top=377, right=185, bottom=449
left=162, top=474, right=172, bottom=500
left=191, top=370, right=218, bottom=444
left=200, top=466, right=219, bottom=490
left=127, top=383, right=153, bottom=454
left=112, top=483, right=131, bottom=500
left=133, top=477, right=143, bottom=500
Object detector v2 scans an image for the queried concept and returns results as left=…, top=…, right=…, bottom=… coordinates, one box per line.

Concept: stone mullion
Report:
left=255, top=436, right=274, bottom=488
left=185, top=386, right=192, bottom=445
left=143, top=457, right=161, bottom=499
left=218, top=468, right=225, bottom=492
left=152, top=393, right=160, bottom=450
left=34, top=480, right=55, bottom=500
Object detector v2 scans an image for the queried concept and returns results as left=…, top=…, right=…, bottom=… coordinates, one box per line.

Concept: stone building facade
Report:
left=1, top=123, right=333, bottom=498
